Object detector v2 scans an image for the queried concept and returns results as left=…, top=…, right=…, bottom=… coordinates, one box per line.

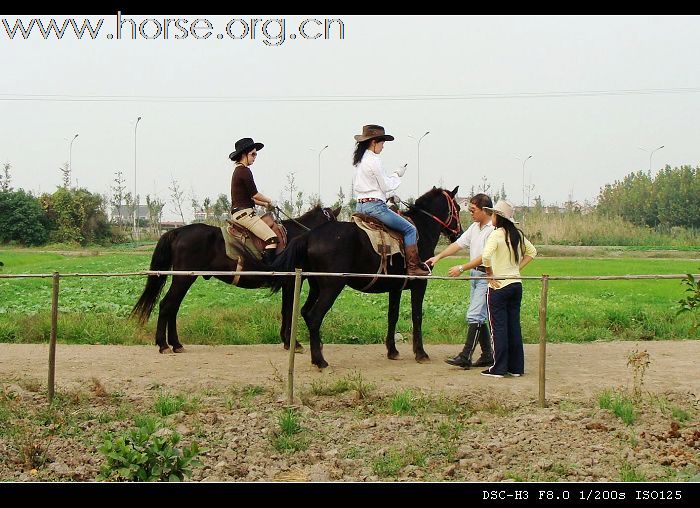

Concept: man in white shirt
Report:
left=426, top=194, right=494, bottom=368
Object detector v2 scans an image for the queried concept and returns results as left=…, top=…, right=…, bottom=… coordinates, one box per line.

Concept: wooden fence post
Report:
left=48, top=272, right=59, bottom=403
left=287, top=269, right=303, bottom=405
left=538, top=274, right=549, bottom=408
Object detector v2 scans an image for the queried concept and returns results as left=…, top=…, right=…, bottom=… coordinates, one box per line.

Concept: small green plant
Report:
left=626, top=349, right=651, bottom=401
left=271, top=408, right=308, bottom=452
left=390, top=390, right=415, bottom=415
left=677, top=271, right=700, bottom=334
left=97, top=418, right=200, bottom=481
left=372, top=447, right=426, bottom=478
left=153, top=393, right=198, bottom=416
left=345, top=371, right=375, bottom=400
left=310, top=378, right=351, bottom=396
left=598, top=389, right=637, bottom=425
left=671, top=407, right=690, bottom=422
left=619, top=460, right=647, bottom=482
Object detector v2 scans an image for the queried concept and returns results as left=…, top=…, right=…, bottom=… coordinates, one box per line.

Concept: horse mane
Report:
left=297, top=205, right=324, bottom=221
left=404, top=187, right=445, bottom=218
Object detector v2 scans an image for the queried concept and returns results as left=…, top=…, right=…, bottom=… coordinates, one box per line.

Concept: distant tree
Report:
left=110, top=171, right=127, bottom=226
left=169, top=176, right=187, bottom=224
left=145, top=194, right=165, bottom=236
left=212, top=194, right=231, bottom=220
left=333, top=186, right=346, bottom=218
left=307, top=193, right=321, bottom=209
left=0, top=190, right=49, bottom=245
left=295, top=191, right=304, bottom=216
left=59, top=162, right=71, bottom=189
left=190, top=189, right=200, bottom=223
left=202, top=197, right=212, bottom=219
left=41, top=187, right=111, bottom=245
left=0, top=163, right=12, bottom=193
left=283, top=172, right=298, bottom=215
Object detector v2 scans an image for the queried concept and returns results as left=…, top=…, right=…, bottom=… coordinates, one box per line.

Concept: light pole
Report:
left=133, top=116, right=142, bottom=241
left=409, top=131, right=430, bottom=197
left=309, top=145, right=328, bottom=204
left=638, top=145, right=664, bottom=172
left=68, top=134, right=79, bottom=187
left=516, top=155, right=533, bottom=208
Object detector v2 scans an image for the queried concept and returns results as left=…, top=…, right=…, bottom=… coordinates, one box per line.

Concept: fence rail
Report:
left=1, top=269, right=697, bottom=406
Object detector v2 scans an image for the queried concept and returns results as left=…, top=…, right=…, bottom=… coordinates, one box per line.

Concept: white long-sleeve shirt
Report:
left=353, top=150, right=401, bottom=201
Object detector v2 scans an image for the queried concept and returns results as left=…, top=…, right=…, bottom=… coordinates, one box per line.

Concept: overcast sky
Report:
left=1, top=14, right=699, bottom=220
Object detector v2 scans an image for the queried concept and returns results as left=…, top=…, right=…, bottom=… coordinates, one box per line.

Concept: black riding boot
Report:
left=445, top=322, right=480, bottom=369
left=472, top=322, right=494, bottom=367
left=262, top=248, right=276, bottom=266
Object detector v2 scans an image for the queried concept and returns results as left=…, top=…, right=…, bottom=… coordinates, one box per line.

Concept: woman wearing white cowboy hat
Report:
left=479, top=199, right=537, bottom=378
left=352, top=124, right=429, bottom=276
left=229, top=137, right=278, bottom=264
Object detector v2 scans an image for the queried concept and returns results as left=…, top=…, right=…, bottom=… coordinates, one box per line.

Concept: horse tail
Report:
left=269, top=233, right=310, bottom=293
left=130, top=230, right=174, bottom=324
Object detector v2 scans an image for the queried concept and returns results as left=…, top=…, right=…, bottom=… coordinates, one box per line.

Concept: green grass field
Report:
left=0, top=249, right=698, bottom=347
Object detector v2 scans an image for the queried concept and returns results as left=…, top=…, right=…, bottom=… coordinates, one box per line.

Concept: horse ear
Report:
left=451, top=186, right=459, bottom=196
left=332, top=206, right=341, bottom=217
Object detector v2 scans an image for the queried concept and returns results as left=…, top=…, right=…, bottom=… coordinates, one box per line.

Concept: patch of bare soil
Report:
left=0, top=341, right=698, bottom=482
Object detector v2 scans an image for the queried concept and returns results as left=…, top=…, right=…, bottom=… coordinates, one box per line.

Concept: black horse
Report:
left=268, top=187, right=463, bottom=368
left=131, top=206, right=340, bottom=353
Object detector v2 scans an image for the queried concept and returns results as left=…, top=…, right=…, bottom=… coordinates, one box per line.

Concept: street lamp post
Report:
left=409, top=131, right=430, bottom=197
left=133, top=116, right=142, bottom=242
left=516, top=155, right=533, bottom=208
left=68, top=134, right=79, bottom=187
left=638, top=145, right=665, bottom=172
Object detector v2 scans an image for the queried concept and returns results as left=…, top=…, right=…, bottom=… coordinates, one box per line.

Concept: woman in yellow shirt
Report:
left=480, top=200, right=537, bottom=378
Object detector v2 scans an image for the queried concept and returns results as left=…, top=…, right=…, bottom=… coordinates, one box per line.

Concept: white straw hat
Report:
left=483, top=199, right=519, bottom=224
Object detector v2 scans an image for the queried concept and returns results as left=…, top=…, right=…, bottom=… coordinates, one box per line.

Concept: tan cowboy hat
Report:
left=354, top=124, right=395, bottom=142
left=229, top=137, right=264, bottom=161
left=483, top=199, right=519, bottom=224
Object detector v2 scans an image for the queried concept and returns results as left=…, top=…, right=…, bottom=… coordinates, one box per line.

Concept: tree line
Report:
left=1, top=163, right=698, bottom=246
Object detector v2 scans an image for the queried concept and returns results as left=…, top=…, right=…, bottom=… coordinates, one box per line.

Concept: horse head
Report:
left=413, top=186, right=463, bottom=242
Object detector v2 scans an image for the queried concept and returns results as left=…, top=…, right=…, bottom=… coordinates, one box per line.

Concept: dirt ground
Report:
left=1, top=341, right=698, bottom=400
left=1, top=341, right=698, bottom=482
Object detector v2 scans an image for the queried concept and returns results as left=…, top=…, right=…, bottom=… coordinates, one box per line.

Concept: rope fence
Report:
left=1, top=269, right=698, bottom=406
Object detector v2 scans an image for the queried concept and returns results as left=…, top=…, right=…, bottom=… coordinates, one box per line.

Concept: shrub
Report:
left=97, top=418, right=200, bottom=481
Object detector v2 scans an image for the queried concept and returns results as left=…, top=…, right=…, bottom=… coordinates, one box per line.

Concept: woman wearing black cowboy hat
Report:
left=352, top=124, right=429, bottom=277
left=229, top=137, right=278, bottom=264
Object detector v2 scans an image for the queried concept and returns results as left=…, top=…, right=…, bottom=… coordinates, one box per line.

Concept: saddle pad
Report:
left=220, top=226, right=262, bottom=262
left=351, top=214, right=404, bottom=257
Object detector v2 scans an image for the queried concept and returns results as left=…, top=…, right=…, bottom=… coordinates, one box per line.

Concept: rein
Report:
left=275, top=206, right=337, bottom=231
left=399, top=191, right=461, bottom=236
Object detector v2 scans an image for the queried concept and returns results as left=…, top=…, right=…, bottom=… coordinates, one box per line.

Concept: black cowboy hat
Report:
left=229, top=137, right=264, bottom=161
left=353, top=125, right=395, bottom=142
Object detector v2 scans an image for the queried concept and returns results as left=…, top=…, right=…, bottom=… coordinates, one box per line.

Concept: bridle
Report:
left=401, top=191, right=462, bottom=237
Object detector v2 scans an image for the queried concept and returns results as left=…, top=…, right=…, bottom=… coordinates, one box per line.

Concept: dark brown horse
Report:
left=131, top=206, right=340, bottom=353
left=266, top=187, right=463, bottom=368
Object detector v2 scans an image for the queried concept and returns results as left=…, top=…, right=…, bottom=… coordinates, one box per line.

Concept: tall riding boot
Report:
left=445, top=322, right=480, bottom=369
left=472, top=322, right=494, bottom=367
left=405, top=244, right=430, bottom=276
left=262, top=248, right=277, bottom=266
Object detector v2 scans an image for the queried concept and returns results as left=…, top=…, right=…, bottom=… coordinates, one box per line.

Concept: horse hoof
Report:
left=387, top=351, right=400, bottom=360
left=173, top=347, right=186, bottom=353
left=415, top=354, right=430, bottom=364
left=313, top=360, right=329, bottom=369
left=294, top=343, right=305, bottom=354
left=159, top=347, right=172, bottom=354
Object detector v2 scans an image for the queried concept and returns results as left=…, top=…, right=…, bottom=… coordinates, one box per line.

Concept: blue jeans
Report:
left=486, top=282, right=524, bottom=375
left=467, top=270, right=489, bottom=324
left=356, top=200, right=417, bottom=246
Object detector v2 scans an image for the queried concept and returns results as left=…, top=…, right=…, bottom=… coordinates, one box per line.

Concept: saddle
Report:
left=220, top=213, right=288, bottom=285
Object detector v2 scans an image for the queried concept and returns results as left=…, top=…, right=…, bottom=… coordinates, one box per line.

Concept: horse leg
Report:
left=303, top=278, right=344, bottom=369
left=385, top=289, right=401, bottom=360
left=159, top=275, right=196, bottom=353
left=410, top=281, right=430, bottom=363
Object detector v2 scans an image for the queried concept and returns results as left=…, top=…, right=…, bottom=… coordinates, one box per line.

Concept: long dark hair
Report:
left=494, top=214, right=525, bottom=263
left=352, top=140, right=372, bottom=166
